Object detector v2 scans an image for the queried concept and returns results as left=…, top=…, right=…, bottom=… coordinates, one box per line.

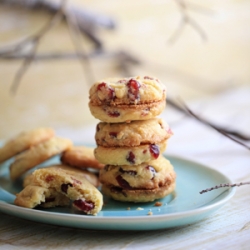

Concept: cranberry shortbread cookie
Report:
left=95, top=118, right=172, bottom=147
left=95, top=140, right=167, bottom=166
left=99, top=156, right=176, bottom=191
left=102, top=182, right=175, bottom=202
left=0, top=128, right=55, bottom=164
left=61, top=146, right=104, bottom=170
left=32, top=165, right=103, bottom=215
left=16, top=165, right=100, bottom=209
left=10, top=137, right=72, bottom=181
left=89, top=76, right=166, bottom=122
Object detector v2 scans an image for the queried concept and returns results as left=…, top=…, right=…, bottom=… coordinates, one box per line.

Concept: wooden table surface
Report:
left=0, top=0, right=250, bottom=249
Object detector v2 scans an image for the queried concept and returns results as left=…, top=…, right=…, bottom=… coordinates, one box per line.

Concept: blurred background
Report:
left=0, top=0, right=250, bottom=144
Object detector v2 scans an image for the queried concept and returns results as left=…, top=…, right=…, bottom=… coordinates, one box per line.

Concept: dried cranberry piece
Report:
left=149, top=144, right=160, bottom=159
left=107, top=111, right=120, bottom=117
left=109, top=132, right=118, bottom=138
left=143, top=149, right=147, bottom=154
left=126, top=151, right=135, bottom=164
left=71, top=177, right=82, bottom=185
left=116, top=175, right=132, bottom=189
left=127, top=79, right=141, bottom=101
left=119, top=168, right=137, bottom=176
left=61, top=183, right=73, bottom=194
left=146, top=165, right=156, bottom=180
left=73, top=199, right=95, bottom=212
left=97, top=82, right=115, bottom=101
left=45, top=197, right=55, bottom=203
left=45, top=175, right=54, bottom=182
left=167, top=128, right=173, bottom=135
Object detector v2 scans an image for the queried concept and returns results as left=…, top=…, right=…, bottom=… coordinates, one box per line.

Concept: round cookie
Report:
left=95, top=140, right=167, bottom=166
left=32, top=165, right=103, bottom=215
left=99, top=156, right=176, bottom=190
left=61, top=146, right=104, bottom=170
left=95, top=118, right=173, bottom=147
left=10, top=137, right=72, bottom=181
left=102, top=181, right=176, bottom=203
left=0, top=127, right=55, bottom=164
left=89, top=76, right=166, bottom=122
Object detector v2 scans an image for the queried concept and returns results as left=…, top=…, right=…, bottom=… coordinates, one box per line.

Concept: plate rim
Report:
left=0, top=154, right=236, bottom=223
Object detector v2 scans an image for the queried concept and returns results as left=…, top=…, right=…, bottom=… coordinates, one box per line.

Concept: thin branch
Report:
left=200, top=182, right=250, bottom=194
left=167, top=97, right=250, bottom=150
left=8, top=0, right=67, bottom=94
left=0, top=0, right=116, bottom=49
left=10, top=42, right=39, bottom=94
left=64, top=7, right=95, bottom=86
left=168, top=0, right=207, bottom=44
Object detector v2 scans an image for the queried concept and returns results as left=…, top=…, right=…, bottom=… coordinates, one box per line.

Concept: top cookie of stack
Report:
left=89, top=75, right=166, bottom=123
left=89, top=76, right=176, bottom=203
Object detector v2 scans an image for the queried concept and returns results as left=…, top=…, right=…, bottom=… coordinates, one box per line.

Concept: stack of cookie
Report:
left=89, top=76, right=176, bottom=202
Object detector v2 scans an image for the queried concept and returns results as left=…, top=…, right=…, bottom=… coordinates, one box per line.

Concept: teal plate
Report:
left=0, top=155, right=235, bottom=230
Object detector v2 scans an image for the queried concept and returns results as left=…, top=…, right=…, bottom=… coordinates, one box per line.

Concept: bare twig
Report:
left=64, top=7, right=95, bottom=85
left=168, top=0, right=207, bottom=44
left=167, top=97, right=250, bottom=149
left=200, top=182, right=250, bottom=194
left=10, top=42, right=39, bottom=94
left=0, top=0, right=115, bottom=49
left=8, top=0, right=66, bottom=94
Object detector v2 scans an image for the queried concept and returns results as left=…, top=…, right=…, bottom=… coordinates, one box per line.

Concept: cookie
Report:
left=99, top=156, right=176, bottom=190
left=10, top=137, right=72, bottom=181
left=95, top=118, right=173, bottom=147
left=95, top=140, right=167, bottom=165
left=61, top=146, right=104, bottom=169
left=15, top=185, right=70, bottom=209
left=101, top=181, right=176, bottom=203
left=23, top=164, right=100, bottom=188
left=89, top=76, right=166, bottom=122
left=0, top=128, right=55, bottom=164
left=32, top=165, right=103, bottom=215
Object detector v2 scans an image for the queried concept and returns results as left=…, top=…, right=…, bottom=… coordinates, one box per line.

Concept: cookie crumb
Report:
left=136, top=207, right=144, bottom=210
left=127, top=207, right=130, bottom=210
left=154, top=201, right=162, bottom=207
left=148, top=211, right=153, bottom=216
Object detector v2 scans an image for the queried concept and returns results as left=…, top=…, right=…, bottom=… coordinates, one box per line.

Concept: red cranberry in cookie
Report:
left=73, top=199, right=95, bottom=213
left=149, top=144, right=160, bottom=159
left=97, top=82, right=115, bottom=101
left=127, top=79, right=141, bottom=102
left=126, top=151, right=135, bottom=164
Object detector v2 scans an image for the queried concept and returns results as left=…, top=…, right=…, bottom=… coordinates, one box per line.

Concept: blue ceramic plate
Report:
left=0, top=154, right=235, bottom=230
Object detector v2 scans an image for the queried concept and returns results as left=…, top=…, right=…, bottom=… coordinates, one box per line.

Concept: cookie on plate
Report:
left=95, top=140, right=167, bottom=166
left=99, top=156, right=176, bottom=191
left=61, top=146, right=104, bottom=170
left=102, top=180, right=175, bottom=203
left=0, top=128, right=55, bottom=164
left=100, top=156, right=176, bottom=202
left=15, top=185, right=70, bottom=209
left=95, top=118, right=173, bottom=147
left=89, top=76, right=166, bottom=122
left=10, top=137, right=72, bottom=181
left=32, top=165, right=103, bottom=215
